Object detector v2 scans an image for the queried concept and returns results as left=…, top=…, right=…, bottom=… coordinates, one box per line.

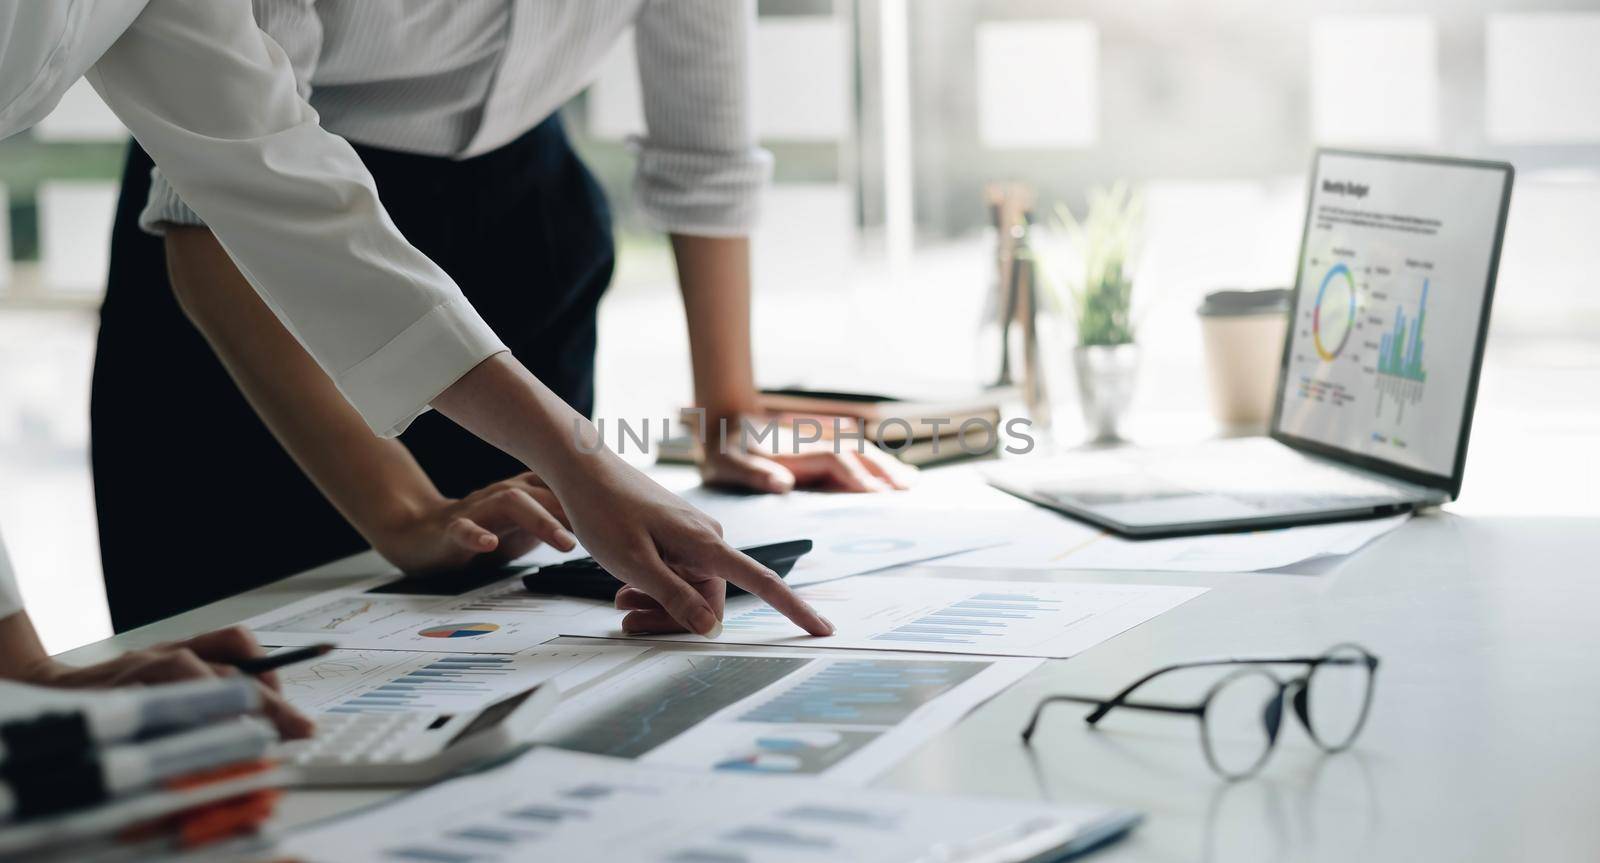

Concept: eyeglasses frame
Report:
left=1019, top=643, right=1380, bottom=780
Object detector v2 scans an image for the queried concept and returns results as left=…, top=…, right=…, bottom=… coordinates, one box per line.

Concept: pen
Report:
left=228, top=644, right=335, bottom=677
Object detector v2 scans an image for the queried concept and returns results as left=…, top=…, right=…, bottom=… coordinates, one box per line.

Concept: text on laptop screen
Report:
left=1276, top=152, right=1505, bottom=479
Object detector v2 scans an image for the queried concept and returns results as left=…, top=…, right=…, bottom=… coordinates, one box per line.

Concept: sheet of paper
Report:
left=670, top=486, right=1008, bottom=586
left=277, top=748, right=1139, bottom=863
left=243, top=574, right=623, bottom=654
left=786, top=463, right=1411, bottom=573
left=563, top=575, right=1205, bottom=659
left=512, top=483, right=1006, bottom=588
left=518, top=466, right=1402, bottom=579
left=532, top=645, right=1038, bottom=784
left=938, top=511, right=1410, bottom=572
left=274, top=643, right=647, bottom=716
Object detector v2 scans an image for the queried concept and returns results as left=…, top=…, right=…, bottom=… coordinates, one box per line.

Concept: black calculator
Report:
left=522, top=539, right=812, bottom=601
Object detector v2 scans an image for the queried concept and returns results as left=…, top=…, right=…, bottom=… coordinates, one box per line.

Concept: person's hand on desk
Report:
left=696, top=414, right=917, bottom=494
left=431, top=360, right=838, bottom=640
left=372, top=473, right=578, bottom=574
left=555, top=448, right=837, bottom=638
left=162, top=230, right=830, bottom=641
left=11, top=626, right=313, bottom=740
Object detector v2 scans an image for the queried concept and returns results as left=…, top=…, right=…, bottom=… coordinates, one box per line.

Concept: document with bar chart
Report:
left=242, top=573, right=625, bottom=654
left=280, top=748, right=1138, bottom=863
left=562, top=576, right=1206, bottom=659
left=275, top=644, right=647, bottom=717
left=533, top=645, right=1037, bottom=783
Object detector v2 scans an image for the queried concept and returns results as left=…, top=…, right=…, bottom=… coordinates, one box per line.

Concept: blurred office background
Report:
left=3, top=0, right=1598, bottom=652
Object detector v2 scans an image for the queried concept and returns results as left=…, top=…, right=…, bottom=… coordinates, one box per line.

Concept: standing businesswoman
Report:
left=93, top=0, right=909, bottom=631
left=5, top=0, right=835, bottom=673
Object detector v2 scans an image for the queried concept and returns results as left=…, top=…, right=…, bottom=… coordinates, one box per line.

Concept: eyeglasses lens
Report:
left=1304, top=644, right=1374, bottom=751
left=1202, top=669, right=1282, bottom=779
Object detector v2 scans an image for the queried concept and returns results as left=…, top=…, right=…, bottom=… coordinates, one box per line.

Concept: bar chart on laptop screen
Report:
left=1277, top=153, right=1506, bottom=478
left=1374, top=277, right=1429, bottom=421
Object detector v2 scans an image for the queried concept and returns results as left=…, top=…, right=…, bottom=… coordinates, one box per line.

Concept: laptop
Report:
left=989, top=149, right=1515, bottom=538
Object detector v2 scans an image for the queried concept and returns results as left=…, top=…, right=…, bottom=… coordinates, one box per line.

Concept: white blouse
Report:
left=0, top=0, right=508, bottom=438
left=142, top=0, right=773, bottom=238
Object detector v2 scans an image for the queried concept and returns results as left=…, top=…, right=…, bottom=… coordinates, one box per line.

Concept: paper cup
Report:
left=1198, top=289, right=1290, bottom=430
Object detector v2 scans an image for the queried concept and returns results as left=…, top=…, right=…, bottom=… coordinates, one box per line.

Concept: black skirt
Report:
left=91, top=114, right=615, bottom=631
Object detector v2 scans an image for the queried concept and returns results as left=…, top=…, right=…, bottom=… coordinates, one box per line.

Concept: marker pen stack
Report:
left=0, top=678, right=285, bottom=858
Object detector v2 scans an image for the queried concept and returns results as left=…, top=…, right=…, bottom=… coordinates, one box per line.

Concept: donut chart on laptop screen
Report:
left=1277, top=152, right=1506, bottom=479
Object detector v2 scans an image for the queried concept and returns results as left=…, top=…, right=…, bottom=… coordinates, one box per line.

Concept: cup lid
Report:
left=1197, top=288, right=1291, bottom=317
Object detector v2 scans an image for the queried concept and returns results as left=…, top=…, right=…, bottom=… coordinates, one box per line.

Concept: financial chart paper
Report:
left=533, top=645, right=1039, bottom=783
left=562, top=575, right=1206, bottom=659
left=277, top=748, right=1139, bottom=863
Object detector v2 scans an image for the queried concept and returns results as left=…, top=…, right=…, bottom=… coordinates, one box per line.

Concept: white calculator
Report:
left=276, top=683, right=558, bottom=786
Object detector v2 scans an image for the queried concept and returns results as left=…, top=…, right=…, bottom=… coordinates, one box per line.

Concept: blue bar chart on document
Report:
left=563, top=576, right=1207, bottom=659
left=274, top=645, right=647, bottom=717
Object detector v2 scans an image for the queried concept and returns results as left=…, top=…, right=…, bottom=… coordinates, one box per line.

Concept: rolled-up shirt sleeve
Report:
left=86, top=0, right=504, bottom=437
left=632, top=0, right=772, bottom=237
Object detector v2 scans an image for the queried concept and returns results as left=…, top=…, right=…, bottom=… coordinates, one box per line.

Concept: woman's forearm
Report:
left=164, top=227, right=448, bottom=545
left=0, top=611, right=55, bottom=681
left=166, top=226, right=600, bottom=545
left=428, top=354, right=604, bottom=490
left=671, top=234, right=760, bottom=419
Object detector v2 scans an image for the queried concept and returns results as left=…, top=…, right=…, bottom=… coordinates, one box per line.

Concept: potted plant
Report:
left=1046, top=182, right=1144, bottom=442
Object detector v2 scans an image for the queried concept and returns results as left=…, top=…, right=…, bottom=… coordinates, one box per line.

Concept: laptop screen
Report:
left=1273, top=151, right=1510, bottom=485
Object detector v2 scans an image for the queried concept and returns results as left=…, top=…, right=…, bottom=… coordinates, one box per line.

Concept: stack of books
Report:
left=0, top=678, right=288, bottom=861
left=755, top=388, right=1007, bottom=467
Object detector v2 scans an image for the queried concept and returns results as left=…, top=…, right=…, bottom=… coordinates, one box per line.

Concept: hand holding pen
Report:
left=21, top=627, right=321, bottom=740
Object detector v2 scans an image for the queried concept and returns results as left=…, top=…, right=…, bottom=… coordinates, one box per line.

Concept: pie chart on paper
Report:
left=418, top=622, right=500, bottom=639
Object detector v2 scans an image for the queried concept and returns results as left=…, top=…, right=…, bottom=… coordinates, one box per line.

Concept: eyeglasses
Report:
left=1021, top=643, right=1379, bottom=780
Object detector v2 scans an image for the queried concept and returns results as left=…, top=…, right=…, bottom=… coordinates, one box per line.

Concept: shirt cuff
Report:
left=335, top=296, right=509, bottom=438
left=138, top=168, right=208, bottom=234
left=630, top=138, right=773, bottom=237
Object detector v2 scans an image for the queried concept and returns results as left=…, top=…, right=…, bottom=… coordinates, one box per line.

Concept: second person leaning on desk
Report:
left=2, top=0, right=833, bottom=644
left=92, top=0, right=911, bottom=632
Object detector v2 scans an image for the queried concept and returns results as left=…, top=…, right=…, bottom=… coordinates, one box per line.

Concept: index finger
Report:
left=710, top=547, right=834, bottom=637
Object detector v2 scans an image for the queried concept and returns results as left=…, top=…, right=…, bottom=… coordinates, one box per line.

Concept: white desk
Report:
left=60, top=511, right=1600, bottom=862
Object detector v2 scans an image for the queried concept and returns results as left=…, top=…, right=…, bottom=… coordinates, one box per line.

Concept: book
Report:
left=757, top=387, right=1005, bottom=444
left=653, top=428, right=997, bottom=469
left=889, top=425, right=1001, bottom=467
